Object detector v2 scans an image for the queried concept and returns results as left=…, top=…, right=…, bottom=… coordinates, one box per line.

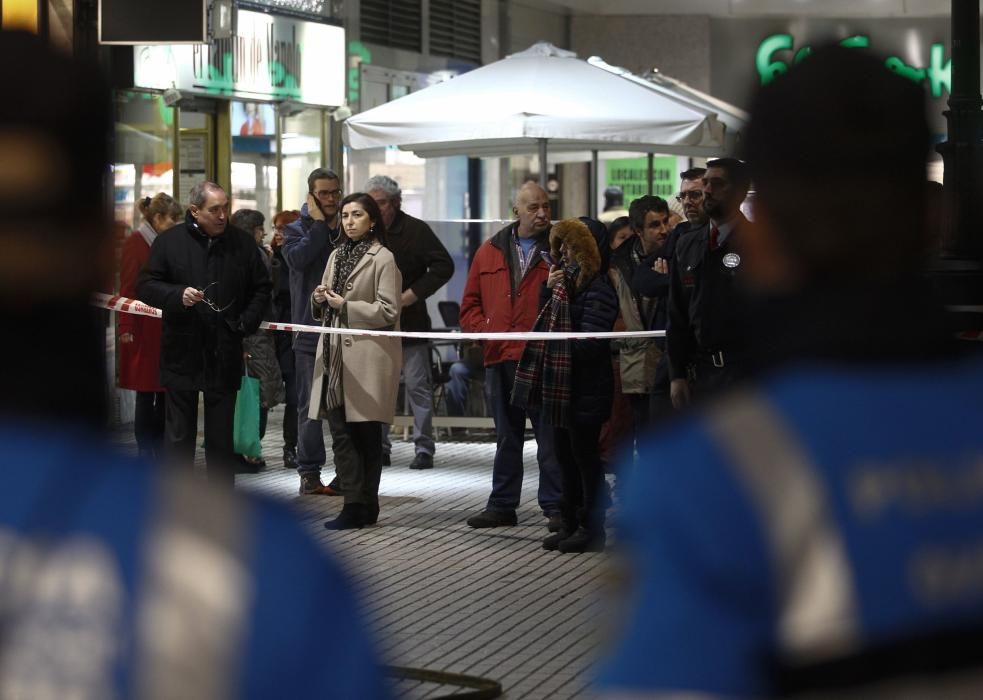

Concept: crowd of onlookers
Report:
left=116, top=152, right=755, bottom=552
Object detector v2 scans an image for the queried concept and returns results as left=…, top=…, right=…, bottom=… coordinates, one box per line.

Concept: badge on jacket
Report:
left=722, top=253, right=741, bottom=269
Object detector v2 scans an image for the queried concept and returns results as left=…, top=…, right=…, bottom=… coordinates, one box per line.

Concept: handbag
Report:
left=233, top=367, right=263, bottom=459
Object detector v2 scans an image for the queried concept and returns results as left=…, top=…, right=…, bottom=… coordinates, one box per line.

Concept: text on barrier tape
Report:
left=93, top=293, right=665, bottom=341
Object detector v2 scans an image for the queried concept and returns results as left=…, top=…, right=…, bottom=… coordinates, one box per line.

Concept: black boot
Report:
left=542, top=528, right=573, bottom=551
left=558, top=526, right=606, bottom=553
left=365, top=502, right=380, bottom=525
left=323, top=503, right=367, bottom=530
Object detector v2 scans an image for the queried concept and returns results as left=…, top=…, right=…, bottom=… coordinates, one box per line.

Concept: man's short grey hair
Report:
left=365, top=175, right=401, bottom=201
left=189, top=181, right=224, bottom=208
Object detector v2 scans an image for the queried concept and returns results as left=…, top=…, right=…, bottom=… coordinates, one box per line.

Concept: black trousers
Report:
left=165, top=389, right=236, bottom=488
left=553, top=421, right=605, bottom=534
left=693, top=355, right=745, bottom=401
left=328, top=406, right=383, bottom=507
left=134, top=391, right=166, bottom=458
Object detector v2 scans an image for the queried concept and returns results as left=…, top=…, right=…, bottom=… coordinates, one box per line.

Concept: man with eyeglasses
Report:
left=666, top=158, right=752, bottom=408
left=139, top=181, right=272, bottom=487
left=282, top=168, right=353, bottom=496
left=631, top=168, right=707, bottom=419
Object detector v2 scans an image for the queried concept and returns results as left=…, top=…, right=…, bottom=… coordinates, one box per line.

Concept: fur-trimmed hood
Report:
left=549, top=218, right=601, bottom=290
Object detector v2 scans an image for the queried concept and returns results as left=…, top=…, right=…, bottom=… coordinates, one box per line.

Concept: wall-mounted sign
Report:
left=710, top=18, right=951, bottom=138
left=756, top=33, right=951, bottom=98
left=134, top=9, right=345, bottom=106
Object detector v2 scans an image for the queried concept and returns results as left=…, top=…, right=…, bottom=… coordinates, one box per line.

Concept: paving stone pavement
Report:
left=113, top=407, right=622, bottom=700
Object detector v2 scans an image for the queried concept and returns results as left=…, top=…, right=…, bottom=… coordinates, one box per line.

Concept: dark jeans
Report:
left=280, top=347, right=298, bottom=450
left=553, top=421, right=605, bottom=533
left=294, top=350, right=354, bottom=481
left=628, top=393, right=651, bottom=457
left=134, top=391, right=165, bottom=458
left=485, top=361, right=562, bottom=515
left=165, top=389, right=236, bottom=488
left=328, top=407, right=383, bottom=507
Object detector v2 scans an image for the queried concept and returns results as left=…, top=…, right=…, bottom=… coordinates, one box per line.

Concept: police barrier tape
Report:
left=93, top=292, right=666, bottom=341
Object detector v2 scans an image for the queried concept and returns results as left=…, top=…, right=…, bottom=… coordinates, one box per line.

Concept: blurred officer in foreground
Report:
left=0, top=32, right=388, bottom=699
left=599, top=45, right=982, bottom=698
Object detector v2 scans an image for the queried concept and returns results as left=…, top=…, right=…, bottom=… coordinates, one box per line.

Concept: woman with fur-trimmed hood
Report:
left=512, top=218, right=619, bottom=553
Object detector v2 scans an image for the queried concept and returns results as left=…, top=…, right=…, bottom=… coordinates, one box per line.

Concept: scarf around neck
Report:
left=511, top=264, right=574, bottom=428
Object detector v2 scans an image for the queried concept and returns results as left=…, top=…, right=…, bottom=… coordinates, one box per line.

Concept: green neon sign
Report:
left=755, top=33, right=951, bottom=99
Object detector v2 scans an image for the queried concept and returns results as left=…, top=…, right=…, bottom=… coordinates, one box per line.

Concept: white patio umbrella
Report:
left=343, top=42, right=731, bottom=173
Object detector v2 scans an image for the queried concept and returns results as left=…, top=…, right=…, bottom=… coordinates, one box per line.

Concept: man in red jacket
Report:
left=461, top=182, right=562, bottom=529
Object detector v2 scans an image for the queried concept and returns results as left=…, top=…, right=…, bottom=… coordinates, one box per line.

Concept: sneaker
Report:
left=298, top=473, right=342, bottom=496
left=282, top=446, right=298, bottom=470
left=409, top=453, right=433, bottom=470
left=466, top=509, right=518, bottom=528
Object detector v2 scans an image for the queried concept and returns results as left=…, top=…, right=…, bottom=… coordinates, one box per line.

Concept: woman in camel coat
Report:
left=311, top=192, right=402, bottom=530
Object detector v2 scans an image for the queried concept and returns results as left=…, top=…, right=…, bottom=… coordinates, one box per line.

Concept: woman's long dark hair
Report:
left=339, top=192, right=388, bottom=247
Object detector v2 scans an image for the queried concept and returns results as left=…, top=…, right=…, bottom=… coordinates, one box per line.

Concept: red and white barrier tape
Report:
left=94, top=292, right=665, bottom=341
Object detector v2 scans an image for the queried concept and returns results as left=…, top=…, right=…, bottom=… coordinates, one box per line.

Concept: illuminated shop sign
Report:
left=134, top=9, right=345, bottom=106
left=755, top=33, right=951, bottom=99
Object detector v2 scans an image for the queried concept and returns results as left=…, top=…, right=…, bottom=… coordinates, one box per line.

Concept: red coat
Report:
left=460, top=223, right=550, bottom=366
left=117, top=229, right=164, bottom=392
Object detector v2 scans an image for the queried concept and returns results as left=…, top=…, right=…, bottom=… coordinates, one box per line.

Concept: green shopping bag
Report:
left=233, top=373, right=263, bottom=459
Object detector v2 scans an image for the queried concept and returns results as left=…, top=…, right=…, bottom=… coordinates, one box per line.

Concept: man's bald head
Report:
left=513, top=182, right=551, bottom=239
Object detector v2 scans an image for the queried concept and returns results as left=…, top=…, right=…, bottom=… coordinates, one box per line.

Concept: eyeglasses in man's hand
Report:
left=197, top=281, right=235, bottom=313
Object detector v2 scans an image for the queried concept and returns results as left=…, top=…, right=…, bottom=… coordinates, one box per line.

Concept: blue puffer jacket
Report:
left=281, top=203, right=341, bottom=354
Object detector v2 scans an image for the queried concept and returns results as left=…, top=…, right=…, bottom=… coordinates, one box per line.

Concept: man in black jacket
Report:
left=138, top=181, right=272, bottom=487
left=367, top=175, right=454, bottom=470
left=666, top=158, right=751, bottom=407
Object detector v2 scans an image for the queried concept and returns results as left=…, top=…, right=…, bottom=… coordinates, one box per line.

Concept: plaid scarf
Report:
left=320, top=238, right=372, bottom=413
left=511, top=266, right=574, bottom=427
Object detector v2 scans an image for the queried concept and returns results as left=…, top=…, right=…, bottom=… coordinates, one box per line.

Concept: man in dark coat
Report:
left=138, top=181, right=272, bottom=487
left=282, top=168, right=351, bottom=495
left=366, top=175, right=455, bottom=470
left=666, top=158, right=752, bottom=407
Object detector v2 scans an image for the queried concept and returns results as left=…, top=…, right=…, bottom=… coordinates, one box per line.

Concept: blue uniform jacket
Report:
left=0, top=422, right=390, bottom=699
left=600, top=356, right=983, bottom=698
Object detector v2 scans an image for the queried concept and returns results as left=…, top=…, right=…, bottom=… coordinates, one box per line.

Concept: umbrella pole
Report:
left=590, top=150, right=599, bottom=219
left=538, top=138, right=548, bottom=190
left=647, top=153, right=655, bottom=195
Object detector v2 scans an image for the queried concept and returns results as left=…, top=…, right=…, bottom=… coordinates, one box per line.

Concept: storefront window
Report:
left=231, top=101, right=278, bottom=223
left=113, top=92, right=174, bottom=233
left=282, top=109, right=324, bottom=213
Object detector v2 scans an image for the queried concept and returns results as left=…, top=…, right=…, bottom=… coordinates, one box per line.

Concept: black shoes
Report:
left=409, top=453, right=434, bottom=470
left=282, top=446, right=298, bottom=470
left=546, top=514, right=564, bottom=533
left=557, top=527, right=606, bottom=553
left=466, top=509, right=518, bottom=528
left=323, top=503, right=367, bottom=530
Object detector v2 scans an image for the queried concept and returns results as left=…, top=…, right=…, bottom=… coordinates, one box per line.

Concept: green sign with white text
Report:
left=606, top=156, right=677, bottom=201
